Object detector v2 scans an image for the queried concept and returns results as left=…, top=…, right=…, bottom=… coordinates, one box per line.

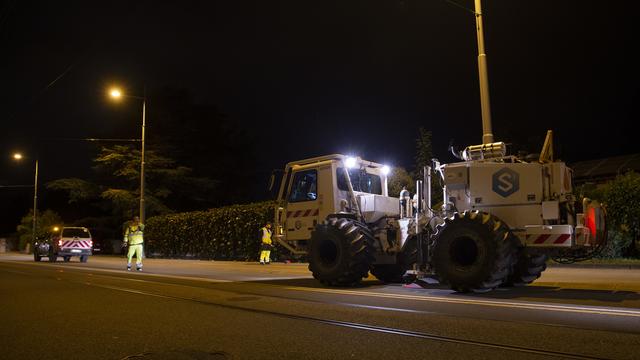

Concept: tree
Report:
left=413, top=127, right=442, bottom=206
left=414, top=127, right=433, bottom=177
left=16, top=209, right=62, bottom=251
left=147, top=87, right=259, bottom=204
left=388, top=167, right=414, bottom=198
left=603, top=171, right=640, bottom=257
left=48, top=145, right=218, bottom=223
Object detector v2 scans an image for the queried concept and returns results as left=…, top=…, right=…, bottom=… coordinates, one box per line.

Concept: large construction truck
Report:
left=269, top=0, right=607, bottom=293
left=271, top=142, right=606, bottom=293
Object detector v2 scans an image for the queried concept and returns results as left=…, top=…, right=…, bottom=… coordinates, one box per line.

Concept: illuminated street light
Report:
left=108, top=86, right=147, bottom=222
left=53, top=226, right=59, bottom=232
left=381, top=165, right=391, bottom=175
left=11, top=153, right=39, bottom=247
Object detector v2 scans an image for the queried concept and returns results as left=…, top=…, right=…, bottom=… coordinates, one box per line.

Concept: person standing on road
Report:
left=123, top=216, right=145, bottom=271
left=399, top=186, right=410, bottom=217
left=259, top=223, right=273, bottom=265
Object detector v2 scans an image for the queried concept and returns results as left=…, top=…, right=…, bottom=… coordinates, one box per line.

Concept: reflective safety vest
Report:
left=125, top=224, right=145, bottom=245
left=261, top=227, right=272, bottom=245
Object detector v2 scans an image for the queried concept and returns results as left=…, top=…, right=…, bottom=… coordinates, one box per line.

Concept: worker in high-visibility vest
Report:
left=123, top=216, right=145, bottom=271
left=259, top=223, right=273, bottom=265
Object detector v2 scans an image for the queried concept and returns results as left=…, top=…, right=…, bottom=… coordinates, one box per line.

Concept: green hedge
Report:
left=145, top=201, right=277, bottom=260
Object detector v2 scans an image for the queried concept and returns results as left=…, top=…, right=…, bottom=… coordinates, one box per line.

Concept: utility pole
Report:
left=140, top=97, right=146, bottom=223
left=32, top=159, right=39, bottom=246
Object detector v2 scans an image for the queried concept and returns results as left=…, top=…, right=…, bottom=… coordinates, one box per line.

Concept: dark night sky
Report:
left=1, top=1, right=638, bottom=233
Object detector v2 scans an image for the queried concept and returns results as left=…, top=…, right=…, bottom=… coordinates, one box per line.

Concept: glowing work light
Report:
left=345, top=157, right=357, bottom=169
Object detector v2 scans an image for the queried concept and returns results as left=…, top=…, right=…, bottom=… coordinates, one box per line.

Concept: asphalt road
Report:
left=1, top=253, right=639, bottom=360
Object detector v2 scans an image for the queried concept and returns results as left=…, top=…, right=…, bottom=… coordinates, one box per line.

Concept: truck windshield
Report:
left=62, top=228, right=91, bottom=238
left=336, top=168, right=382, bottom=195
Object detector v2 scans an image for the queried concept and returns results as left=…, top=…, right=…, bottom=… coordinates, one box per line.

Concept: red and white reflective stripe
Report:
left=60, top=240, right=92, bottom=249
left=527, top=234, right=571, bottom=245
left=287, top=209, right=320, bottom=218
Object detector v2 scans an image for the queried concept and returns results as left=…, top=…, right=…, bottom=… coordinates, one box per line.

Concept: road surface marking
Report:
left=0, top=260, right=231, bottom=283
left=283, top=286, right=640, bottom=318
left=3, top=260, right=639, bottom=319
left=84, top=282, right=610, bottom=360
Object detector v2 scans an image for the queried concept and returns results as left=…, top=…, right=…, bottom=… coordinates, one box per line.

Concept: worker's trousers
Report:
left=260, top=250, right=271, bottom=263
left=127, top=244, right=144, bottom=267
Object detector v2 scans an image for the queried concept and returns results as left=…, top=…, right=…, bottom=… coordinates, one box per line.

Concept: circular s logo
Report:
left=492, top=168, right=520, bottom=197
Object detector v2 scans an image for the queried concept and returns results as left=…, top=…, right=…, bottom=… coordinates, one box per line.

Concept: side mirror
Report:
left=268, top=173, right=276, bottom=192
left=268, top=169, right=284, bottom=199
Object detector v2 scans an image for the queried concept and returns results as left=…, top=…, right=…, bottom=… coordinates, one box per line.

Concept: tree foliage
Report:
left=388, top=167, right=414, bottom=198
left=16, top=209, right=62, bottom=250
left=148, top=87, right=258, bottom=204
left=47, top=145, right=218, bottom=221
left=414, top=127, right=433, bottom=176
left=578, top=171, right=640, bottom=258
left=47, top=178, right=100, bottom=203
left=602, top=171, right=640, bottom=257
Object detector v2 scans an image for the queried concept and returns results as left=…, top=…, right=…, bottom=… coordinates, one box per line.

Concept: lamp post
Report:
left=12, top=153, right=38, bottom=246
left=109, top=88, right=147, bottom=222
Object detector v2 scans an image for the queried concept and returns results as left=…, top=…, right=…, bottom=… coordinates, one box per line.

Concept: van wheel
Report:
left=80, top=256, right=88, bottom=263
left=63, top=256, right=71, bottom=262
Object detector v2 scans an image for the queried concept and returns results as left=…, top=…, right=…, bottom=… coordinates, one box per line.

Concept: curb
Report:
left=547, top=263, right=640, bottom=269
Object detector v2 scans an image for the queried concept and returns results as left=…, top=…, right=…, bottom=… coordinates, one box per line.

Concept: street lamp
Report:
left=109, top=87, right=147, bottom=222
left=12, top=153, right=39, bottom=247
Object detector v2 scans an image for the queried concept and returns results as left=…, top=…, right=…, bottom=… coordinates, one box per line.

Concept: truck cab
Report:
left=274, top=154, right=393, bottom=255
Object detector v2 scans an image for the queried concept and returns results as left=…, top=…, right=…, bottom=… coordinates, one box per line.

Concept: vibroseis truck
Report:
left=269, top=0, right=606, bottom=293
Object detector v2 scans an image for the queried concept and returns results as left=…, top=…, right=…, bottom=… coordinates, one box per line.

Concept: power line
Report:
left=442, top=0, right=477, bottom=15
left=44, top=138, right=141, bottom=143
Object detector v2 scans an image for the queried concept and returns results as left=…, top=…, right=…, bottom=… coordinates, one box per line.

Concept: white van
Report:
left=53, top=227, right=93, bottom=262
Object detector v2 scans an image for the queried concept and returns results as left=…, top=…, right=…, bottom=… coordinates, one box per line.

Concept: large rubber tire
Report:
left=431, top=210, right=516, bottom=293
left=506, top=250, right=548, bottom=286
left=63, top=256, right=71, bottom=262
left=80, top=256, right=88, bottom=263
left=308, top=217, right=374, bottom=286
left=370, top=264, right=406, bottom=283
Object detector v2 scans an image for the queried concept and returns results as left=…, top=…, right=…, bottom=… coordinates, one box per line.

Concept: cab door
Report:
left=285, top=169, right=320, bottom=240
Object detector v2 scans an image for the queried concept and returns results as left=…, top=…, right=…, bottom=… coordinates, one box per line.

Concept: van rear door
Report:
left=60, top=228, right=93, bottom=253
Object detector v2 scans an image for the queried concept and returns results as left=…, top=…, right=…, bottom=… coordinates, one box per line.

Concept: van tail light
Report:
left=89, top=240, right=93, bottom=247
left=58, top=240, right=63, bottom=246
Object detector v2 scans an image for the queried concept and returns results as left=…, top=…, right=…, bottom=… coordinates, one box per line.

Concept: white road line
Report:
left=0, top=260, right=231, bottom=283
left=283, top=286, right=640, bottom=318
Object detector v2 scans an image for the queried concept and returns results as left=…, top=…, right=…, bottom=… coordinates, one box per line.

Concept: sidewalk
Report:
left=547, top=263, right=640, bottom=269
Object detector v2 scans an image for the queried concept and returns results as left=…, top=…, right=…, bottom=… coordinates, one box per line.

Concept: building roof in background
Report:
left=571, top=153, right=640, bottom=183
